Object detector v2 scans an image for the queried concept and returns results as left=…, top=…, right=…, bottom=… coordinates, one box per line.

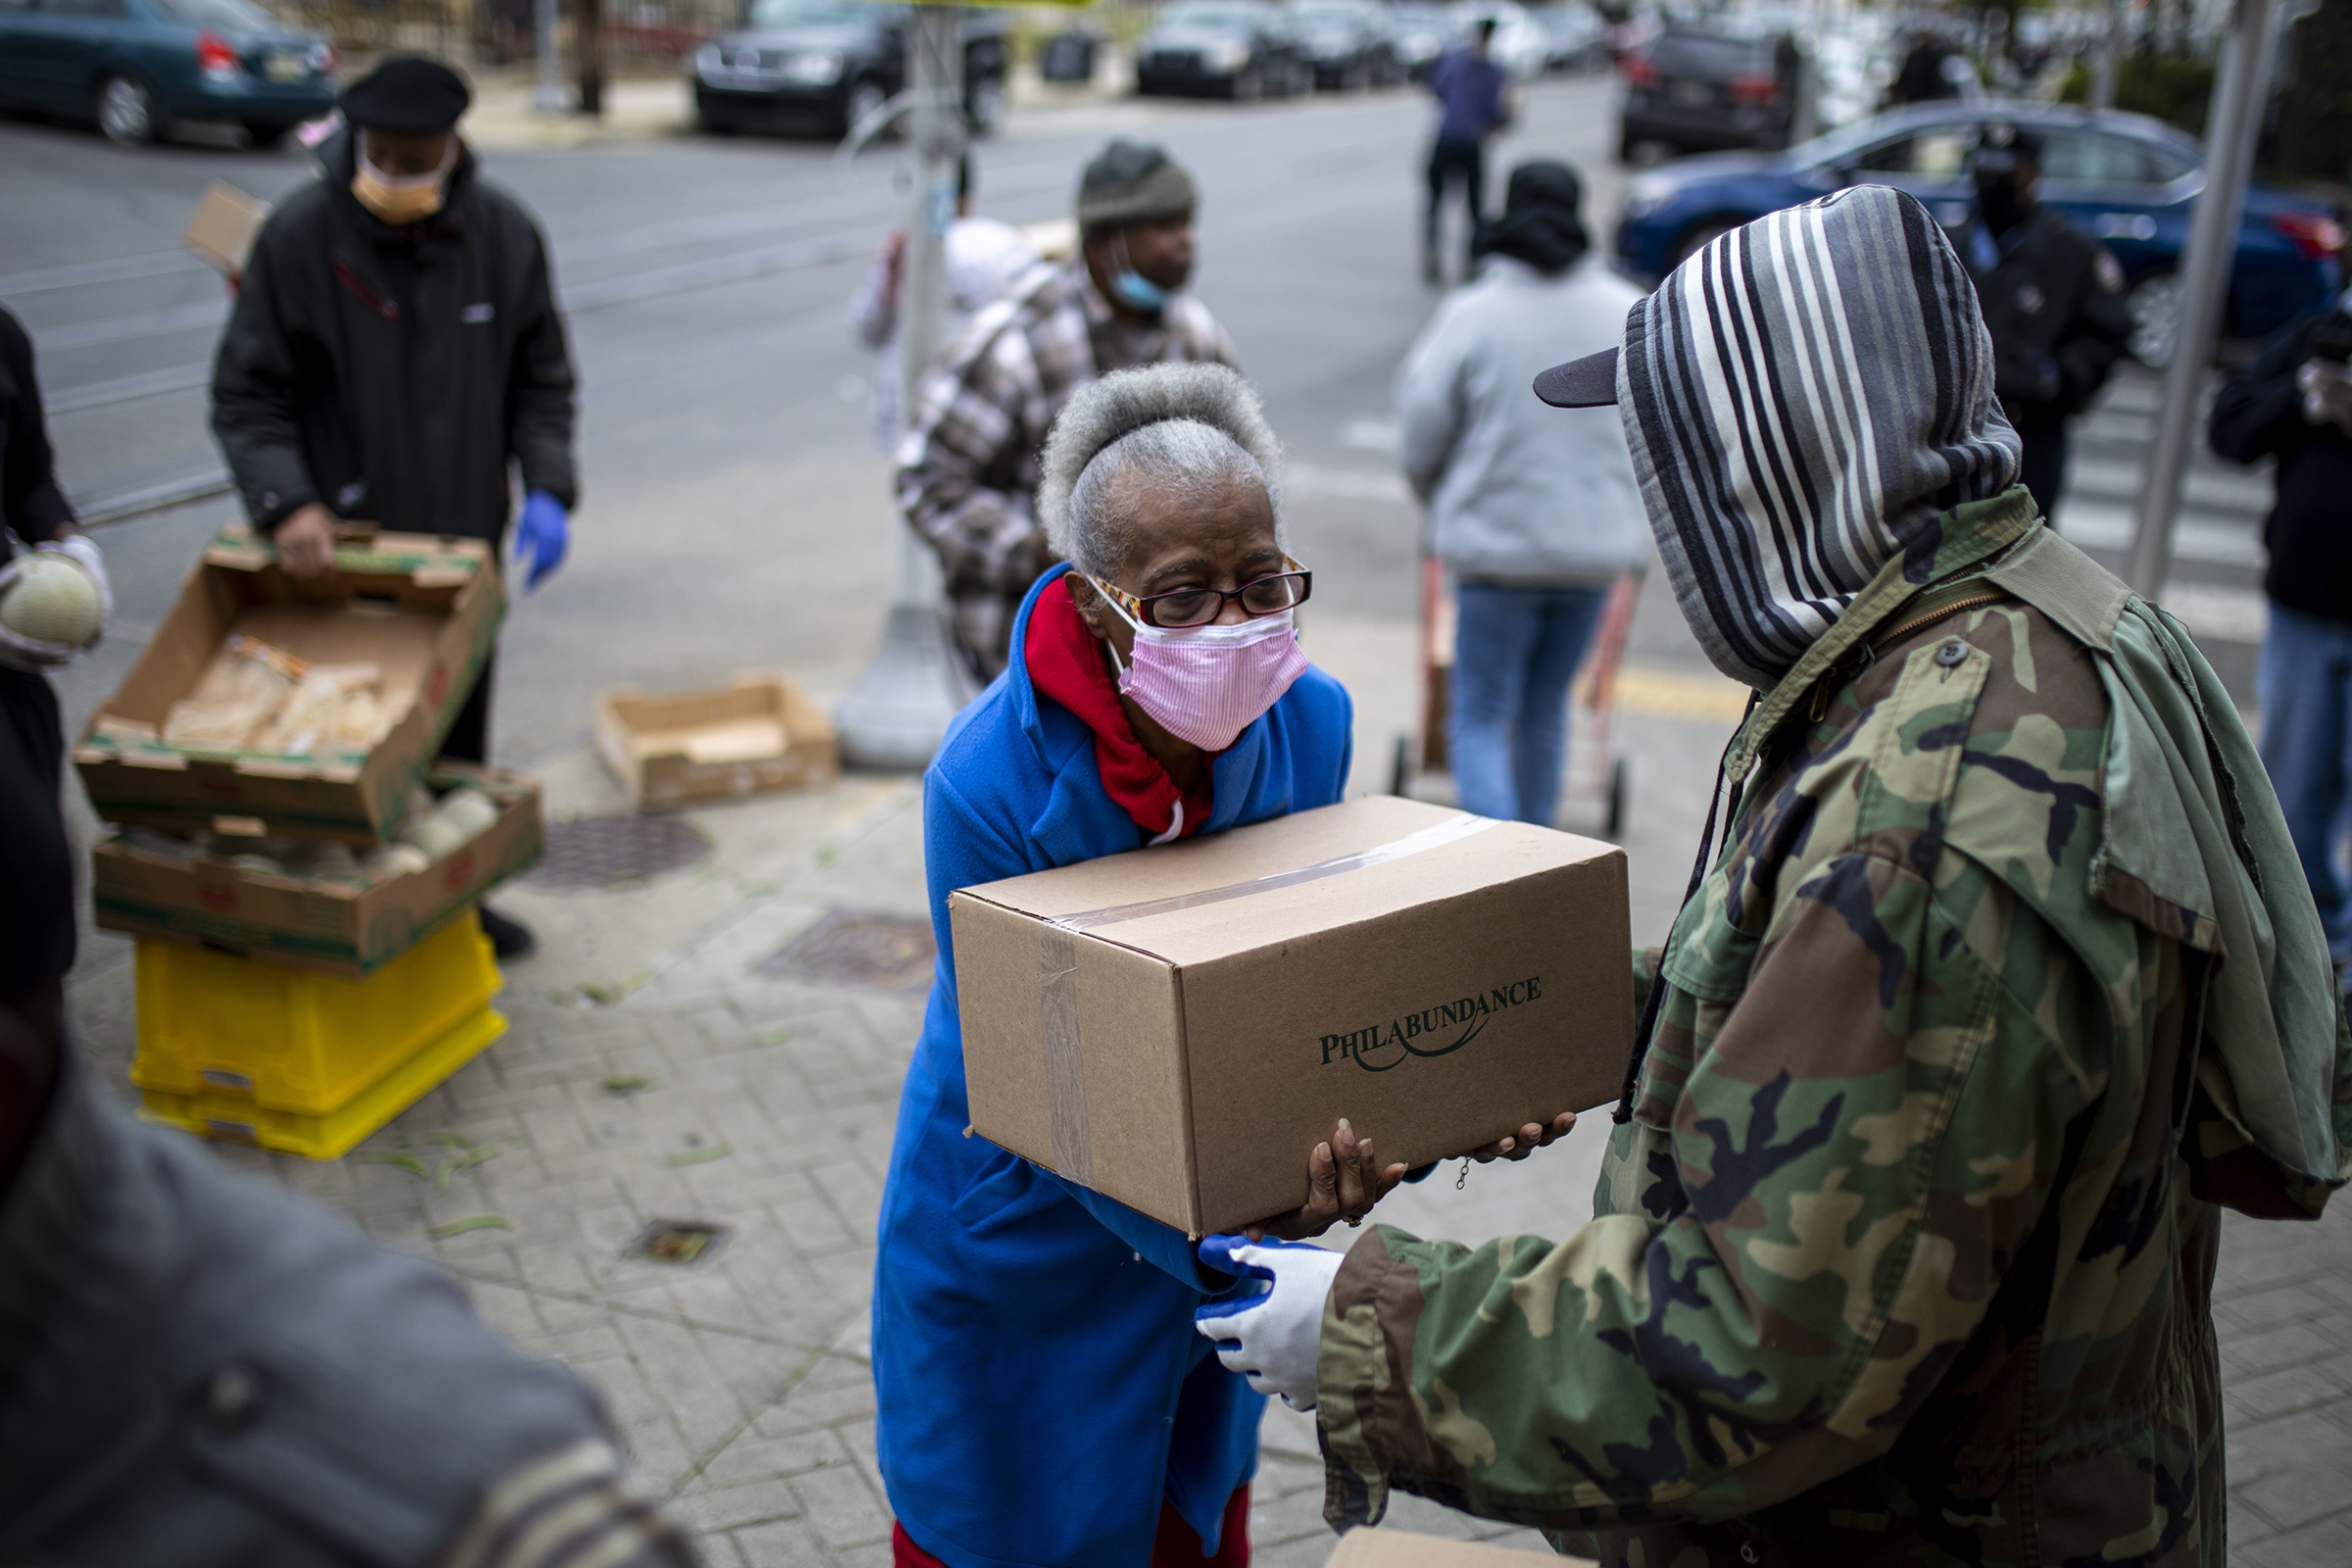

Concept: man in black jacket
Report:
left=1954, top=124, right=2132, bottom=520
left=2213, top=291, right=2352, bottom=976
left=211, top=56, right=575, bottom=956
left=0, top=304, right=111, bottom=1052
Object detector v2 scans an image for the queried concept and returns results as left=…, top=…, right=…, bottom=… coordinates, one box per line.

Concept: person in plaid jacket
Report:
left=895, top=139, right=1238, bottom=682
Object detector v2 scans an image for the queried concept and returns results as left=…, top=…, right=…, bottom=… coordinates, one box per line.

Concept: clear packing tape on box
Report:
left=1035, top=812, right=1498, bottom=1186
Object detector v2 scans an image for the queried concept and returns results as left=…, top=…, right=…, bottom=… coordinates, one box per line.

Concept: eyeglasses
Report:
left=1096, top=557, right=1313, bottom=629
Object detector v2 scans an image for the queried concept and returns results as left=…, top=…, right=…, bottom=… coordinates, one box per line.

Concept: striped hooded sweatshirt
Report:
left=1313, top=185, right=2352, bottom=1568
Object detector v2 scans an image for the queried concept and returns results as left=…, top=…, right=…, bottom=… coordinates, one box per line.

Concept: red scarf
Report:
left=1024, top=574, right=1211, bottom=843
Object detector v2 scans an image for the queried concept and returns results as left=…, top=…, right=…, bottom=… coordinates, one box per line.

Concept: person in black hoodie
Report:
left=0, top=304, right=111, bottom=1054
left=210, top=57, right=575, bottom=958
left=2213, top=290, right=2352, bottom=974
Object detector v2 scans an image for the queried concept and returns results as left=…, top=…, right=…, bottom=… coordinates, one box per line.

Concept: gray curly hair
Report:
left=1038, top=363, right=1284, bottom=579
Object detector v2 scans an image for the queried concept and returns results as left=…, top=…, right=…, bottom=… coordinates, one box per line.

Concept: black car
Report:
left=1288, top=0, right=1401, bottom=90
left=689, top=0, right=1006, bottom=139
left=1618, top=26, right=1805, bottom=161
left=1134, top=1, right=1309, bottom=100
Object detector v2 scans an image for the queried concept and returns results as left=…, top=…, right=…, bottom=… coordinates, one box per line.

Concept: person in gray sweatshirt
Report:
left=1396, top=161, right=1647, bottom=826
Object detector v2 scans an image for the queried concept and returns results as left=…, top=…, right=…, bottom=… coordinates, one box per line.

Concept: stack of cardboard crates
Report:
left=74, top=527, right=546, bottom=1158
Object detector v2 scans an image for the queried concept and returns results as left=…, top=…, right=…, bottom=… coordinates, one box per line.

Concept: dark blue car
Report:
left=1614, top=100, right=2347, bottom=365
left=0, top=0, right=337, bottom=147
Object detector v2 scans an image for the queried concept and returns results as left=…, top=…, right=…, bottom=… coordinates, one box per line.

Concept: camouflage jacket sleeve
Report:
left=1317, top=625, right=2116, bottom=1535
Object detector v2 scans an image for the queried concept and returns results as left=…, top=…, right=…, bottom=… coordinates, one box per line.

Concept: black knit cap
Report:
left=341, top=56, right=470, bottom=134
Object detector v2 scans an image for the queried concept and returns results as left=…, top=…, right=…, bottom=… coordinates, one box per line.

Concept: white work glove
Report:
left=1192, top=1235, right=1347, bottom=1411
left=0, top=534, right=111, bottom=672
left=2299, top=360, right=2352, bottom=437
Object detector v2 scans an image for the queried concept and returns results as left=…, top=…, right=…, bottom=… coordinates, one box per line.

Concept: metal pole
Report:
left=835, top=3, right=971, bottom=771
left=532, top=0, right=565, bottom=112
left=2092, top=0, right=2123, bottom=109
left=2124, top=0, right=2277, bottom=600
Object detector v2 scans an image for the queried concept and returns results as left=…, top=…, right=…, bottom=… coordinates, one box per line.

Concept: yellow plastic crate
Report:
left=130, top=916, right=502, bottom=1114
left=139, top=1003, right=506, bottom=1159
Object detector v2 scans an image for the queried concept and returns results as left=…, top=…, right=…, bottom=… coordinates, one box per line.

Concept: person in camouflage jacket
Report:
left=1211, top=187, right=2352, bottom=1568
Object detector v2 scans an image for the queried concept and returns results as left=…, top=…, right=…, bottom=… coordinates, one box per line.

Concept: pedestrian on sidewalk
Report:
left=1421, top=19, right=1512, bottom=286
left=896, top=140, right=1238, bottom=684
left=1394, top=161, right=1645, bottom=826
left=0, top=304, right=111, bottom=1055
left=1197, top=186, right=2351, bottom=1568
left=872, top=363, right=1569, bottom=1568
left=848, top=156, right=1036, bottom=451
left=2212, top=289, right=2352, bottom=979
left=210, top=56, right=576, bottom=959
left=1953, top=122, right=2132, bottom=522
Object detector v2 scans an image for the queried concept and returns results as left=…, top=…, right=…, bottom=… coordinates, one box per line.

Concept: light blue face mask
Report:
left=1111, top=268, right=1172, bottom=312
left=1106, top=233, right=1174, bottom=313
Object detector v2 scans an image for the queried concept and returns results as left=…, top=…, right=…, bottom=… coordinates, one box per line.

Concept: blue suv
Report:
left=0, top=0, right=337, bottom=147
left=1614, top=100, right=2346, bottom=364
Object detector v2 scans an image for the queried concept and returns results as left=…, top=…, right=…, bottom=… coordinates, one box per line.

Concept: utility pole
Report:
left=2126, top=0, right=2279, bottom=600
left=575, top=0, right=605, bottom=117
left=532, top=0, right=565, bottom=111
left=835, top=4, right=972, bottom=770
left=2092, top=0, right=2124, bottom=108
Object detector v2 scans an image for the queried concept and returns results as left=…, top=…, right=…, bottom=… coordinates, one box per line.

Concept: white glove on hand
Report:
left=1192, top=1235, right=1347, bottom=1411
left=2299, top=360, right=2352, bottom=436
left=0, top=533, right=112, bottom=672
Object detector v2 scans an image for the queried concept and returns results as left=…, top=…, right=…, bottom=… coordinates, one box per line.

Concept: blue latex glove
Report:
left=514, top=490, right=568, bottom=591
left=1192, top=1235, right=1346, bottom=1410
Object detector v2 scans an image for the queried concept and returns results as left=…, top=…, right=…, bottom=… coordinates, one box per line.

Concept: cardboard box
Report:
left=952, top=796, right=1632, bottom=1237
left=183, top=180, right=270, bottom=278
left=91, top=764, right=543, bottom=978
left=74, top=528, right=503, bottom=844
left=1328, top=1530, right=1586, bottom=1566
left=596, top=671, right=839, bottom=811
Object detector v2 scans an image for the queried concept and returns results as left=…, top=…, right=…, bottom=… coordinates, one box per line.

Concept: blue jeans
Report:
left=1449, top=583, right=1607, bottom=826
left=2258, top=601, right=2352, bottom=961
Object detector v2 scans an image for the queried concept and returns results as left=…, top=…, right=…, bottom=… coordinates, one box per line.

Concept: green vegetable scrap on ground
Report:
left=602, top=1074, right=656, bottom=1095
left=428, top=1214, right=513, bottom=1239
left=666, top=1142, right=734, bottom=1167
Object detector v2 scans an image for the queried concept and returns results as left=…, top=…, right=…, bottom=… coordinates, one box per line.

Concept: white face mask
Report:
left=1093, top=584, right=1309, bottom=752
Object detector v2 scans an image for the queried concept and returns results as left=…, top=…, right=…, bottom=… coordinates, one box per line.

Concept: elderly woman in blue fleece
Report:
left=872, top=364, right=1576, bottom=1568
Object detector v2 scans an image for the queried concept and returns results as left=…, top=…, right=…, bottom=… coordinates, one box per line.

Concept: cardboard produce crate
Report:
left=74, top=528, right=502, bottom=844
left=183, top=180, right=270, bottom=279
left=596, top=671, right=839, bottom=811
left=952, top=796, right=1632, bottom=1237
left=90, top=764, right=543, bottom=977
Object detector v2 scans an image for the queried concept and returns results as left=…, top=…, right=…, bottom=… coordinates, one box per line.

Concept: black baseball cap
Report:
left=341, top=56, right=470, bottom=134
left=1533, top=346, right=1619, bottom=408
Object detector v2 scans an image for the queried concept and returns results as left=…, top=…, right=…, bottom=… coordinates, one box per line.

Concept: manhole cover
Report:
left=625, top=1219, right=730, bottom=1265
left=760, top=909, right=936, bottom=992
left=524, top=814, right=712, bottom=889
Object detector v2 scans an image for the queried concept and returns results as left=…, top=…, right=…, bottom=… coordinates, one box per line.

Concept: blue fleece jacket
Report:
left=871, top=565, right=1354, bottom=1568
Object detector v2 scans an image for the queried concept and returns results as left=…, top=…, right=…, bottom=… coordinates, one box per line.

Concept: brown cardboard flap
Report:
left=182, top=180, right=270, bottom=277
left=1327, top=1529, right=1581, bottom=1566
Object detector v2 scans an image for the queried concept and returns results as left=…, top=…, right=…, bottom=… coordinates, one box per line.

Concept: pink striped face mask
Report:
left=1093, top=584, right=1308, bottom=753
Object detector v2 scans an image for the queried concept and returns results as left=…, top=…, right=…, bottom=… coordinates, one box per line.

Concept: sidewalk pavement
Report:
left=57, top=604, right=2352, bottom=1567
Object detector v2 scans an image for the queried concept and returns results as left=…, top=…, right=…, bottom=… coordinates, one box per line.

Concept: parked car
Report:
left=0, top=0, right=335, bottom=147
left=690, top=0, right=1006, bottom=139
left=1618, top=25, right=1807, bottom=160
left=1288, top=0, right=1400, bottom=89
left=1133, top=1, right=1309, bottom=100
left=1613, top=100, right=2348, bottom=364
left=1388, top=0, right=1451, bottom=79
left=1530, top=3, right=1607, bottom=74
